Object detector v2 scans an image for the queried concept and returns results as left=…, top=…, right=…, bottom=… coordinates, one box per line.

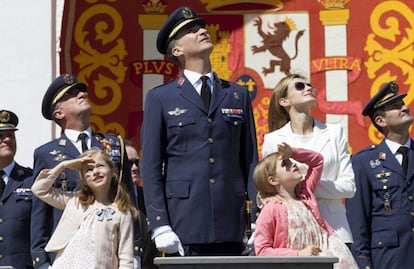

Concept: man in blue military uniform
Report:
left=346, top=81, right=414, bottom=269
left=30, top=74, right=142, bottom=268
left=0, top=110, right=33, bottom=269
left=141, top=6, right=258, bottom=256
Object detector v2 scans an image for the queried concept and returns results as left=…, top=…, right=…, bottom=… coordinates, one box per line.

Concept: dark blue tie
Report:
left=0, top=170, right=6, bottom=196
left=398, top=146, right=409, bottom=174
left=78, top=133, right=88, bottom=153
left=200, top=76, right=211, bottom=109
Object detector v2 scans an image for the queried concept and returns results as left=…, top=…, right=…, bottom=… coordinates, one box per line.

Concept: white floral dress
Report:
left=286, top=199, right=358, bottom=269
left=51, top=207, right=98, bottom=269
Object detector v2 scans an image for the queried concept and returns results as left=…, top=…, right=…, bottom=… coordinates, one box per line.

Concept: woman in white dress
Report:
left=261, top=73, right=355, bottom=246
left=32, top=147, right=138, bottom=269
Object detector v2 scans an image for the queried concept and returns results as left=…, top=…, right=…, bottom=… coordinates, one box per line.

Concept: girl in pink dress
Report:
left=32, top=148, right=138, bottom=269
left=253, top=143, right=357, bottom=269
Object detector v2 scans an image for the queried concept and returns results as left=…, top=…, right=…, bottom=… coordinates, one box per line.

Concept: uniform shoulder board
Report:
left=219, top=79, right=230, bottom=88
left=94, top=132, right=105, bottom=141
left=356, top=144, right=376, bottom=154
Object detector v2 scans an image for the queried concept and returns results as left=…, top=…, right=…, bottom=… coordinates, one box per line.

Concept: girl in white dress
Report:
left=253, top=143, right=358, bottom=269
left=32, top=147, right=138, bottom=269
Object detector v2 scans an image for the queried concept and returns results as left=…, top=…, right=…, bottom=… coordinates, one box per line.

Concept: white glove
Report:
left=38, top=264, right=52, bottom=269
left=247, top=223, right=256, bottom=246
left=153, top=225, right=184, bottom=256
left=133, top=256, right=141, bottom=269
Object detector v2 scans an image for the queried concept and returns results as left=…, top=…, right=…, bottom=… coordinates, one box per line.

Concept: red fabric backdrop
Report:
left=60, top=0, right=414, bottom=156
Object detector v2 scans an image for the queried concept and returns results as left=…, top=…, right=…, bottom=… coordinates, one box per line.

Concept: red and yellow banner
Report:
left=60, top=0, right=414, bottom=156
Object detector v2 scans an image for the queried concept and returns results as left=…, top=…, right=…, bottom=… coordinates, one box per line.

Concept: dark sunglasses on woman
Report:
left=295, top=82, right=314, bottom=91
left=129, top=158, right=140, bottom=167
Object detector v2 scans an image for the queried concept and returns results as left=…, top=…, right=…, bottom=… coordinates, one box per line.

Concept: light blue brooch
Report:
left=96, top=207, right=115, bottom=222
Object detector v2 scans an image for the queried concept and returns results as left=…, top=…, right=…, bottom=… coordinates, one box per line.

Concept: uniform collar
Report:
left=64, top=127, right=92, bottom=144
left=385, top=138, right=411, bottom=155
left=0, top=161, right=15, bottom=177
left=183, top=70, right=213, bottom=87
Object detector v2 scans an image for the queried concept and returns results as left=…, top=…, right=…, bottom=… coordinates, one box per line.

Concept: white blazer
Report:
left=262, top=120, right=355, bottom=243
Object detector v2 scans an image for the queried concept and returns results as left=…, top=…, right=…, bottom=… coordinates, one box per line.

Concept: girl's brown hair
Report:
left=268, top=73, right=308, bottom=132
left=253, top=152, right=280, bottom=195
left=78, top=148, right=138, bottom=221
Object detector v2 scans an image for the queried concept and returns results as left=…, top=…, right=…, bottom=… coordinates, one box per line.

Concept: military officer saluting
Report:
left=346, top=81, right=414, bottom=269
left=0, top=110, right=33, bottom=269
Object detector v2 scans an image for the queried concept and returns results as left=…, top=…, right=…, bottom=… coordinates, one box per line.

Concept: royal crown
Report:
left=142, top=0, right=166, bottom=14
left=285, top=17, right=297, bottom=31
left=318, top=0, right=351, bottom=9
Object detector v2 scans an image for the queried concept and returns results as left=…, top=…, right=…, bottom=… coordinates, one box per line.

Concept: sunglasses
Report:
left=129, top=158, right=140, bottom=167
left=381, top=100, right=405, bottom=112
left=61, top=87, right=87, bottom=101
left=294, top=82, right=314, bottom=91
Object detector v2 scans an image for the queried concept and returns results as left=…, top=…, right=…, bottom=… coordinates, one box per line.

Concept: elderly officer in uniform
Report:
left=346, top=81, right=414, bottom=269
left=30, top=74, right=142, bottom=269
left=141, top=6, right=258, bottom=256
left=0, top=110, right=33, bottom=269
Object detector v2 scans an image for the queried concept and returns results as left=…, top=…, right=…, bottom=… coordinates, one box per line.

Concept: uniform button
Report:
left=408, top=181, right=412, bottom=186
left=410, top=212, right=414, bottom=217
left=365, top=266, right=370, bottom=269
left=208, top=137, right=214, bottom=143
left=209, top=158, right=215, bottom=164
left=36, top=257, right=40, bottom=262
left=378, top=241, right=382, bottom=246
left=409, top=196, right=413, bottom=201
left=178, top=122, right=183, bottom=127
left=233, top=121, right=238, bottom=126
left=412, top=227, right=414, bottom=232
left=134, top=246, right=139, bottom=251
left=156, top=216, right=161, bottom=221
left=0, top=219, right=3, bottom=224
left=0, top=255, right=3, bottom=260
left=209, top=178, right=216, bottom=184
left=208, top=118, right=213, bottom=123
left=0, top=202, right=3, bottom=206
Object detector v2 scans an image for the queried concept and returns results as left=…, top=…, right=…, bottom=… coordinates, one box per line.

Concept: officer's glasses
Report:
left=382, top=100, right=405, bottom=111
left=0, top=131, right=15, bottom=141
left=61, top=87, right=87, bottom=101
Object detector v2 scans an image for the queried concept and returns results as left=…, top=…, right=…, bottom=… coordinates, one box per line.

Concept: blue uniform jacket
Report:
left=141, top=74, right=258, bottom=244
left=346, top=140, right=414, bottom=268
left=0, top=163, right=33, bottom=269
left=30, top=132, right=140, bottom=268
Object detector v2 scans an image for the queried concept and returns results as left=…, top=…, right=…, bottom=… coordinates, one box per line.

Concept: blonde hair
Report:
left=268, top=73, right=308, bottom=132
left=253, top=153, right=280, bottom=195
left=78, top=147, right=138, bottom=221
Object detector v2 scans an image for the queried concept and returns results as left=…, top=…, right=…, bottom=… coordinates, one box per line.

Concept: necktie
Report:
left=0, top=170, right=6, bottom=196
left=200, top=76, right=211, bottom=109
left=78, top=133, right=88, bottom=153
left=397, top=146, right=409, bottom=174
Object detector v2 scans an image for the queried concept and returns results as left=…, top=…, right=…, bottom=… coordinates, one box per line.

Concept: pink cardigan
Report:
left=254, top=148, right=333, bottom=256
